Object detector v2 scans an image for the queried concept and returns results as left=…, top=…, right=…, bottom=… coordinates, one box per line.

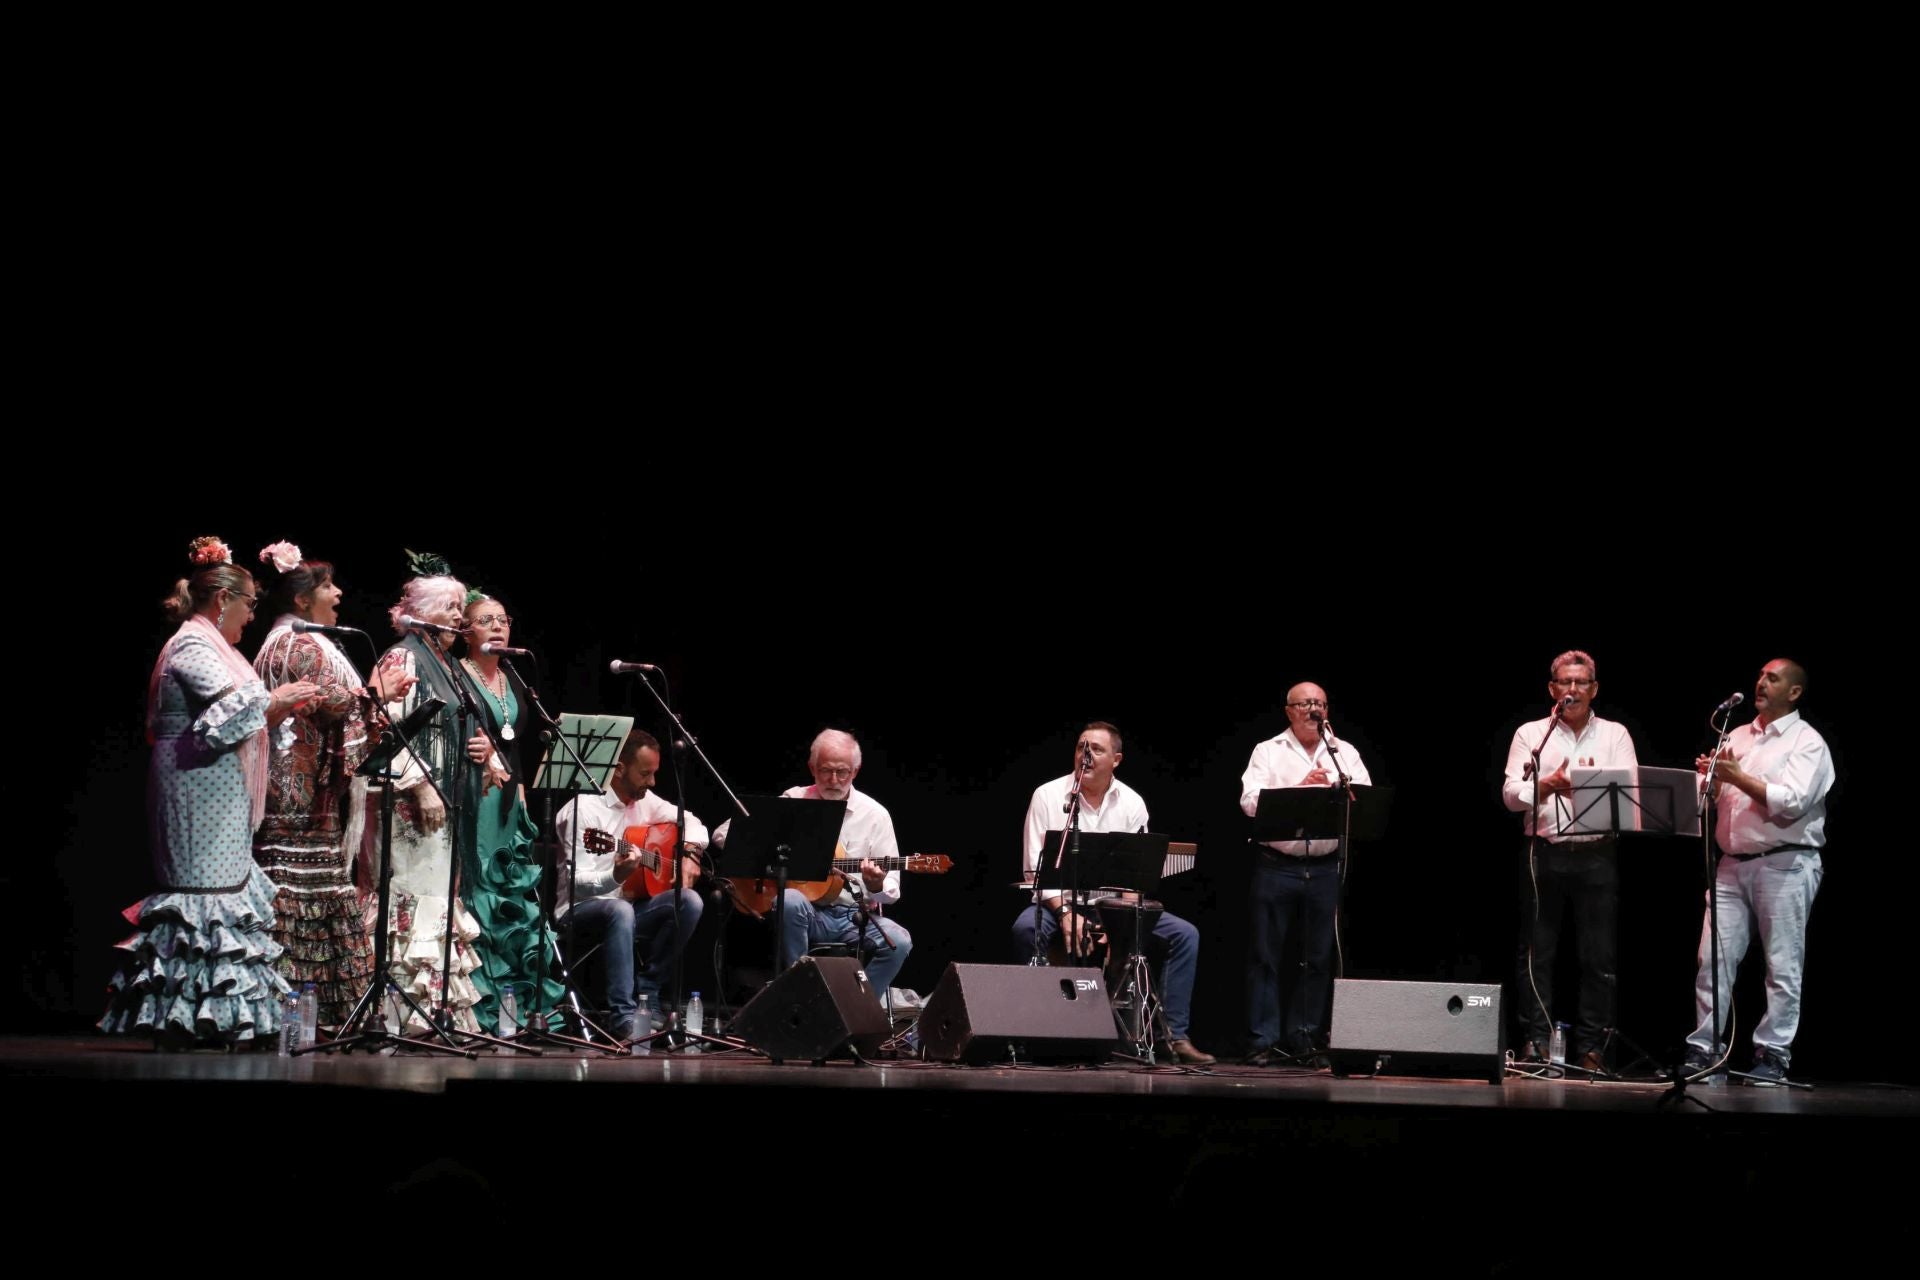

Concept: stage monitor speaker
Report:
left=1327, top=978, right=1505, bottom=1084
left=730, top=956, right=891, bottom=1063
left=917, top=963, right=1118, bottom=1064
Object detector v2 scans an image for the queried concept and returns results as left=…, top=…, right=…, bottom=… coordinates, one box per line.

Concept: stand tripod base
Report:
left=1107, top=951, right=1160, bottom=1063
left=298, top=979, right=476, bottom=1058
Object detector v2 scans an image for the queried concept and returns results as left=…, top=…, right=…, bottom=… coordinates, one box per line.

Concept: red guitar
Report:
left=582, top=824, right=705, bottom=900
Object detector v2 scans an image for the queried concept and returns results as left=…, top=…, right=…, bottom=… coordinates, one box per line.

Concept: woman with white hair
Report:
left=364, top=552, right=484, bottom=1033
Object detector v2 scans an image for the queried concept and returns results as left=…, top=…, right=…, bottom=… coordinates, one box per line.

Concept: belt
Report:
left=1730, top=844, right=1819, bottom=862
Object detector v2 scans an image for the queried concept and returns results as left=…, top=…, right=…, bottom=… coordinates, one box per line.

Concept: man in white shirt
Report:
left=1013, top=722, right=1213, bottom=1066
left=1501, top=649, right=1638, bottom=1071
left=772, top=729, right=914, bottom=999
left=552, top=730, right=708, bottom=1040
left=1684, top=658, right=1833, bottom=1086
left=1239, top=682, right=1373, bottom=1065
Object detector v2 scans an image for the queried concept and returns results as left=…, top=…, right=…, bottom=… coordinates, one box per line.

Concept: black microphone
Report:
left=609, top=659, right=659, bottom=674
left=289, top=619, right=363, bottom=637
left=1309, top=709, right=1326, bottom=726
left=480, top=643, right=531, bottom=657
left=398, top=614, right=461, bottom=635
left=1553, top=695, right=1576, bottom=718
left=1714, top=692, right=1745, bottom=714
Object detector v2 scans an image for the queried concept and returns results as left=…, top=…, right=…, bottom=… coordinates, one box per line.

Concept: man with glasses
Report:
left=1501, top=650, right=1638, bottom=1070
left=772, top=728, right=913, bottom=999
left=1238, top=683, right=1373, bottom=1066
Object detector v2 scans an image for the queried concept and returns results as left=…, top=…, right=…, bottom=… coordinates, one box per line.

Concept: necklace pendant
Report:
left=501, top=723, right=515, bottom=741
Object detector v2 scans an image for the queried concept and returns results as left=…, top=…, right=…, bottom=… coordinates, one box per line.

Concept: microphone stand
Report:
left=1519, top=698, right=1570, bottom=1069
left=302, top=630, right=471, bottom=1057
left=1313, top=713, right=1357, bottom=993
left=498, top=652, right=623, bottom=1055
left=432, top=631, right=536, bottom=1054
left=1031, top=748, right=1090, bottom=966
left=616, top=664, right=752, bottom=1056
left=847, top=870, right=897, bottom=1028
left=1677, top=699, right=1741, bottom=1096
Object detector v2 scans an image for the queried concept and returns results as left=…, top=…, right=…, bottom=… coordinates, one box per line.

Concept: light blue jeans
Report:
left=1687, top=849, right=1823, bottom=1067
left=779, top=892, right=912, bottom=998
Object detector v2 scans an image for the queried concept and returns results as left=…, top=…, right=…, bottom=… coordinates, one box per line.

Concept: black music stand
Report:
left=522, top=712, right=633, bottom=1053
left=1252, top=784, right=1391, bottom=845
left=308, top=694, right=472, bottom=1058
left=665, top=797, right=845, bottom=1056
left=1036, top=830, right=1174, bottom=1064
left=1552, top=766, right=1706, bottom=1082
left=1251, top=784, right=1392, bottom=1063
left=717, top=796, right=846, bottom=974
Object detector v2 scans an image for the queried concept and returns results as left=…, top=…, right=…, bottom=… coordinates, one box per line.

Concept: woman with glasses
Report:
left=100, top=537, right=320, bottom=1048
left=455, top=592, right=564, bottom=1034
left=367, top=558, right=486, bottom=1033
left=250, top=541, right=415, bottom=1032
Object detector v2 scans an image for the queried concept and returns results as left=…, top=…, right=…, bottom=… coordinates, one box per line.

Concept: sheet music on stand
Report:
left=532, top=713, right=635, bottom=794
left=1555, top=765, right=1702, bottom=837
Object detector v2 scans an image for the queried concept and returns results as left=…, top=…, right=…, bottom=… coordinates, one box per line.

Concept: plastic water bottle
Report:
left=280, top=990, right=302, bottom=1056
left=1549, top=1021, right=1568, bottom=1067
left=686, top=991, right=704, bottom=1053
left=498, top=983, right=520, bottom=1038
left=298, top=982, right=319, bottom=1048
left=632, top=994, right=652, bottom=1056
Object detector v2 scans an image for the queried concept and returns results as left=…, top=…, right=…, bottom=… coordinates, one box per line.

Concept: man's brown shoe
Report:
left=1168, top=1038, right=1216, bottom=1065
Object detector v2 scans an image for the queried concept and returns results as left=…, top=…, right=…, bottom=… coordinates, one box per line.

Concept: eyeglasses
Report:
left=470, top=613, right=513, bottom=628
left=1287, top=699, right=1327, bottom=710
left=230, top=591, right=258, bottom=612
left=1550, top=679, right=1595, bottom=690
left=815, top=764, right=855, bottom=779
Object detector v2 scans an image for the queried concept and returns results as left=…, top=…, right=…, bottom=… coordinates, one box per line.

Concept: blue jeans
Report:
left=569, top=889, right=703, bottom=1022
left=1247, top=852, right=1341, bottom=1055
left=1687, top=849, right=1823, bottom=1068
left=779, top=891, right=912, bottom=998
left=1009, top=903, right=1200, bottom=1040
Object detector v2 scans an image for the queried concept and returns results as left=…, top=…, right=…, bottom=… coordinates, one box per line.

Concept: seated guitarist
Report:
left=774, top=729, right=913, bottom=1000
left=552, top=730, right=707, bottom=1040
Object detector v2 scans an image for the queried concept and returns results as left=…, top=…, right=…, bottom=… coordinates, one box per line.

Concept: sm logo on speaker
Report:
left=1468, top=995, right=1494, bottom=1007
left=1074, top=979, right=1100, bottom=992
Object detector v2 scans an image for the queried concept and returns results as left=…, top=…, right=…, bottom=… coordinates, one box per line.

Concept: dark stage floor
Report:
left=8, top=1032, right=1913, bottom=1264
left=5, top=1034, right=1912, bottom=1115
